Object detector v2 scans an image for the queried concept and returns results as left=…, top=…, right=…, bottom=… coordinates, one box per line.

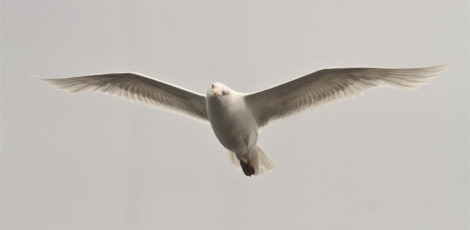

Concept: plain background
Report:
left=1, top=0, right=469, bottom=229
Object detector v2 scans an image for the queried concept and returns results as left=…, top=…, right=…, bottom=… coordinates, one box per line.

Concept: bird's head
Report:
left=207, top=82, right=230, bottom=99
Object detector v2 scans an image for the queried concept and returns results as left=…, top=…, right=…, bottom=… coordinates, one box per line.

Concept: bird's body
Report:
left=206, top=87, right=256, bottom=156
left=205, top=83, right=268, bottom=175
left=39, top=64, right=449, bottom=176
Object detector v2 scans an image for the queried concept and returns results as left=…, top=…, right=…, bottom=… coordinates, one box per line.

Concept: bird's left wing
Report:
left=245, top=64, right=449, bottom=127
left=39, top=73, right=208, bottom=121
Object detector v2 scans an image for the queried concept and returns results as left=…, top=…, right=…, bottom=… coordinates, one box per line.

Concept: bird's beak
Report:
left=213, top=89, right=220, bottom=97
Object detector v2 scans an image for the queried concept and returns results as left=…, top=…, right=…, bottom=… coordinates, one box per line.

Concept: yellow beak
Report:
left=213, top=89, right=220, bottom=97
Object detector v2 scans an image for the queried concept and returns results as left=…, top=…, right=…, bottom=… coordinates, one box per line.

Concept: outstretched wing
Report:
left=39, top=73, right=208, bottom=121
left=245, top=64, right=449, bottom=127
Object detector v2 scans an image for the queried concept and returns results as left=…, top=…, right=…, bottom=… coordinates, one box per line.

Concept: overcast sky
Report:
left=2, top=1, right=469, bottom=229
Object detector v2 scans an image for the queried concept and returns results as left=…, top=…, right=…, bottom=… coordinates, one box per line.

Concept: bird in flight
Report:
left=39, top=64, right=449, bottom=176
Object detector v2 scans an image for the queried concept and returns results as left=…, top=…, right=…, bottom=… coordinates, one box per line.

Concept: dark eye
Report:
left=222, top=91, right=228, bottom=96
left=211, top=84, right=215, bottom=89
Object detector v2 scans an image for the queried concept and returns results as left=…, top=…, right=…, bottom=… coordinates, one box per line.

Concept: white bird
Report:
left=39, top=64, right=449, bottom=176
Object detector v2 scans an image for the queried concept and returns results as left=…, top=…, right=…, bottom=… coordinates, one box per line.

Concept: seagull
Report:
left=39, top=64, right=449, bottom=176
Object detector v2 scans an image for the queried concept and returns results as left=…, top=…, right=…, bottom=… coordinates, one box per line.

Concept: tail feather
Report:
left=252, top=146, right=277, bottom=175
left=229, top=151, right=242, bottom=169
left=229, top=146, right=277, bottom=176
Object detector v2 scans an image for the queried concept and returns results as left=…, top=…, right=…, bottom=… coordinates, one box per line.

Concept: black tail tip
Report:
left=240, top=160, right=255, bottom=176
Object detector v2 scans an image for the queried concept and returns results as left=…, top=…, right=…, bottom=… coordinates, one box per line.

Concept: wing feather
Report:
left=39, top=73, right=208, bottom=121
left=245, top=64, right=449, bottom=127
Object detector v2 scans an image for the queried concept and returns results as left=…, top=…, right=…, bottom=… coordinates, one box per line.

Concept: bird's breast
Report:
left=206, top=97, right=258, bottom=155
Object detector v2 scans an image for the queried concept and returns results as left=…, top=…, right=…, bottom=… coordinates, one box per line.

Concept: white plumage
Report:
left=39, top=64, right=449, bottom=176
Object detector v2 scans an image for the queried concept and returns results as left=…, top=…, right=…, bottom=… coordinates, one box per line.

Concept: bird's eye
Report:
left=222, top=91, right=228, bottom=96
left=211, top=84, right=215, bottom=89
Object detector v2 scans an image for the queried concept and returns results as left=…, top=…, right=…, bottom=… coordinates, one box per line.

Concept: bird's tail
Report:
left=229, top=146, right=277, bottom=176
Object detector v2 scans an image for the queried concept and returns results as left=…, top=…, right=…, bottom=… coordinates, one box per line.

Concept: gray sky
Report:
left=2, top=0, right=469, bottom=229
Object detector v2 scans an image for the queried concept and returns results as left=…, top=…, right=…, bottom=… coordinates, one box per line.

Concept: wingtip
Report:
left=434, top=63, right=452, bottom=71
left=30, top=73, right=42, bottom=79
left=398, top=63, right=450, bottom=90
left=32, top=73, right=55, bottom=83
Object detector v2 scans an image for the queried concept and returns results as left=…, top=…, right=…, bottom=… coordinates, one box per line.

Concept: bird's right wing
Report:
left=245, top=64, right=449, bottom=127
left=39, top=73, right=208, bottom=121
